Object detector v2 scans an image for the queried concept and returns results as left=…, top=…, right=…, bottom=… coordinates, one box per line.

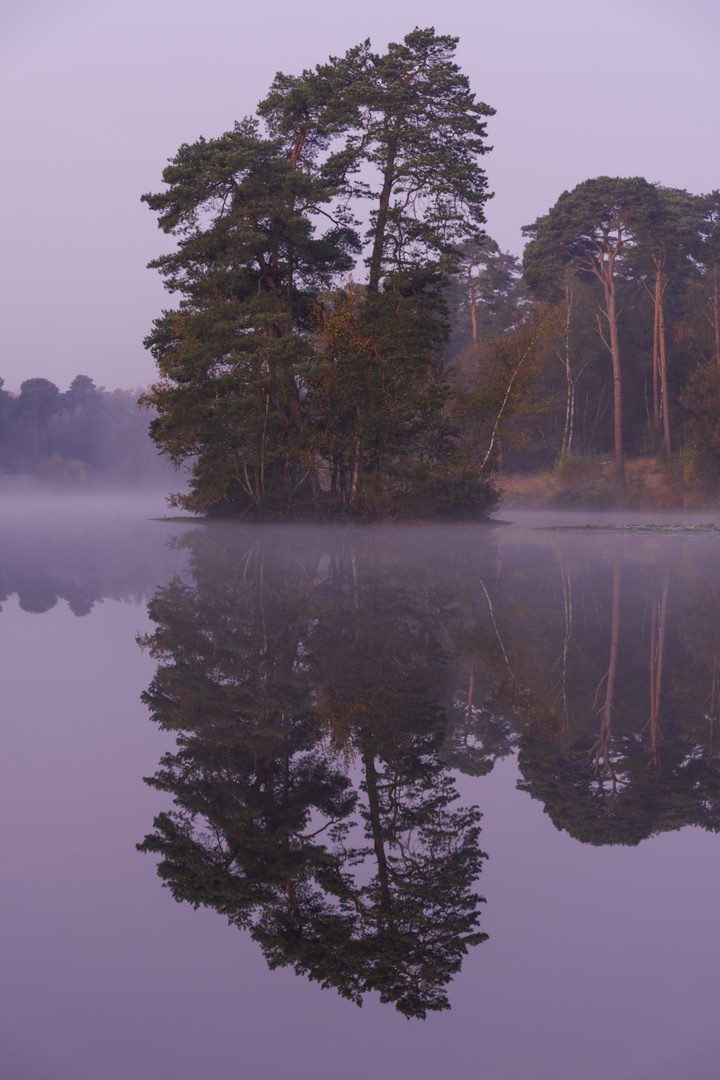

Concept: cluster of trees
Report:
left=141, top=28, right=499, bottom=518
left=448, top=179, right=720, bottom=482
left=0, top=375, right=175, bottom=486
left=141, top=25, right=720, bottom=515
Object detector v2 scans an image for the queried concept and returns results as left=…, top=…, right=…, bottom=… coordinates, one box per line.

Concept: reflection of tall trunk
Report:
left=479, top=579, right=524, bottom=697
left=709, top=658, right=718, bottom=760
left=589, top=559, right=621, bottom=788
left=363, top=752, right=392, bottom=917
left=465, top=673, right=475, bottom=747
left=648, top=571, right=669, bottom=767
left=559, top=565, right=573, bottom=731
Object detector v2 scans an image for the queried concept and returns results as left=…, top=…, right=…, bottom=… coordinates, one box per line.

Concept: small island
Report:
left=139, top=28, right=720, bottom=520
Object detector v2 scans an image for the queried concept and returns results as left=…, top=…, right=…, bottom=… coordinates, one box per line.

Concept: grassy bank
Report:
left=498, top=455, right=719, bottom=510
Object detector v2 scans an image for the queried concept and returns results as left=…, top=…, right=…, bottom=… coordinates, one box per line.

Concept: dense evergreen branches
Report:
left=141, top=28, right=496, bottom=518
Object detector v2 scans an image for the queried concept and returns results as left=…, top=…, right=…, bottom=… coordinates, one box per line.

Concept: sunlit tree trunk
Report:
left=591, top=239, right=625, bottom=472
left=464, top=254, right=482, bottom=342
left=653, top=257, right=671, bottom=452
left=652, top=282, right=660, bottom=446
left=605, top=279, right=623, bottom=471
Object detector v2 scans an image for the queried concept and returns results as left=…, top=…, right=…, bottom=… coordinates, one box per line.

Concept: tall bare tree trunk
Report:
left=558, top=283, right=575, bottom=457
left=652, top=276, right=660, bottom=446
left=655, top=261, right=671, bottom=452
left=604, top=279, right=624, bottom=471
left=584, top=231, right=627, bottom=473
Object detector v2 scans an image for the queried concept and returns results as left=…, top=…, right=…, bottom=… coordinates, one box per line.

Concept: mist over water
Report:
left=2, top=495, right=720, bottom=1079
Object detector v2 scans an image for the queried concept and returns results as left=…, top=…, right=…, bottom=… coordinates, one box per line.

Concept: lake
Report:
left=2, top=495, right=719, bottom=1080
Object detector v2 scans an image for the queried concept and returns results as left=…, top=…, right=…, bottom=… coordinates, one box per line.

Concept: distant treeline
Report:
left=0, top=375, right=177, bottom=486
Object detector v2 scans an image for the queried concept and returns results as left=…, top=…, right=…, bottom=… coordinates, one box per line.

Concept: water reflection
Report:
left=138, top=522, right=720, bottom=1013
left=137, top=528, right=489, bottom=1018
left=512, top=535, right=720, bottom=845
left=0, top=500, right=185, bottom=614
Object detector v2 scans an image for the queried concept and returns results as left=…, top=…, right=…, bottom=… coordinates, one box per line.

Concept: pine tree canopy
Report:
left=140, top=28, right=498, bottom=519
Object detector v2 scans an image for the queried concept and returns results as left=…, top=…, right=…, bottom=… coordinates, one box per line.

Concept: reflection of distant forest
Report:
left=136, top=525, right=720, bottom=1012
left=0, top=516, right=186, bottom=615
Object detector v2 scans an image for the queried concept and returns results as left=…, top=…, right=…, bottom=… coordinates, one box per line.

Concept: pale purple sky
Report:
left=1, top=0, right=718, bottom=393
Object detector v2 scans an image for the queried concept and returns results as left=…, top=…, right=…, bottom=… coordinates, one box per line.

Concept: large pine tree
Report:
left=141, top=29, right=496, bottom=518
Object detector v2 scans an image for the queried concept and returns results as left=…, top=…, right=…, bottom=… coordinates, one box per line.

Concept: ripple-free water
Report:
left=2, top=497, right=719, bottom=1080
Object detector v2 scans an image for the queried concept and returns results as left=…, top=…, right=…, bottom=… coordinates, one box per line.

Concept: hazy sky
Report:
left=1, top=0, right=718, bottom=392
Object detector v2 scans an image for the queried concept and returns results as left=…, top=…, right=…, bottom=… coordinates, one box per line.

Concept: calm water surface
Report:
left=2, top=495, right=720, bottom=1080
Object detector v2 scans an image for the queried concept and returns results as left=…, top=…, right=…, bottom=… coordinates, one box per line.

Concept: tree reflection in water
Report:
left=514, top=540, right=720, bottom=845
left=138, top=525, right=720, bottom=1014
left=137, top=528, right=489, bottom=1018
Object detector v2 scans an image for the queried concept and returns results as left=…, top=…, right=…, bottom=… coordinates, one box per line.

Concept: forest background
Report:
left=3, top=9, right=720, bottom=510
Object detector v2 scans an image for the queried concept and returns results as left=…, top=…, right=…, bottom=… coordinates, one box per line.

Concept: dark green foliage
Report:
left=517, top=735, right=720, bottom=846
left=523, top=177, right=658, bottom=293
left=289, top=28, right=495, bottom=288
left=140, top=117, right=358, bottom=515
left=681, top=360, right=720, bottom=485
left=141, top=30, right=496, bottom=519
